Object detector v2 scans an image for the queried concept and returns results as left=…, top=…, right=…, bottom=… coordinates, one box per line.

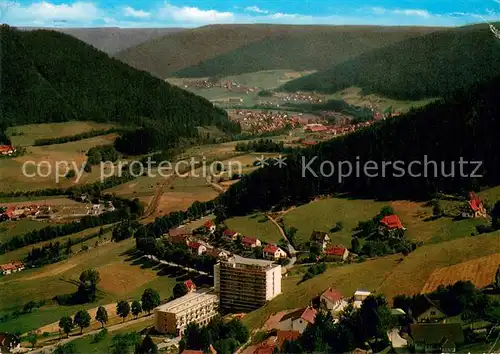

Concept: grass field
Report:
left=7, top=121, right=117, bottom=146
left=421, top=253, right=500, bottom=293
left=0, top=237, right=183, bottom=333
left=0, top=219, right=50, bottom=243
left=225, top=213, right=283, bottom=244
left=281, top=197, right=487, bottom=249
left=242, top=232, right=500, bottom=330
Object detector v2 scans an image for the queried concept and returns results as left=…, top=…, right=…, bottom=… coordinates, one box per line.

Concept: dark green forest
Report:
left=283, top=24, right=500, bottom=100
left=216, top=75, right=500, bottom=217
left=0, top=25, right=240, bottom=153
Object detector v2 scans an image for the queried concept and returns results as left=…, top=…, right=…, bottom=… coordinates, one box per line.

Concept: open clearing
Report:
left=225, top=213, right=283, bottom=244
left=421, top=253, right=500, bottom=293
left=7, top=121, right=117, bottom=146
left=242, top=232, right=500, bottom=330
left=0, top=219, right=50, bottom=243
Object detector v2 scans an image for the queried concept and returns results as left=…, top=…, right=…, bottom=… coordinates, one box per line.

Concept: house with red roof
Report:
left=203, top=220, right=216, bottom=234
left=263, top=244, right=287, bottom=260
left=0, top=145, right=16, bottom=156
left=183, top=279, right=197, bottom=293
left=0, top=206, right=15, bottom=221
left=276, top=330, right=301, bottom=350
left=242, top=236, right=261, bottom=248
left=222, top=229, right=239, bottom=241
left=320, top=288, right=348, bottom=316
left=378, top=214, right=406, bottom=236
left=276, top=306, right=317, bottom=334
left=324, top=246, right=349, bottom=262
left=0, top=261, right=24, bottom=275
left=461, top=192, right=487, bottom=219
left=187, top=241, right=207, bottom=255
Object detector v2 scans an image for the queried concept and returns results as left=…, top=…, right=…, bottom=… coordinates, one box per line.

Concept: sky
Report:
left=0, top=0, right=499, bottom=28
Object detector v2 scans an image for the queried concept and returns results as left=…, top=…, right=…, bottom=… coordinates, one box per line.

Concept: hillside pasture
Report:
left=225, top=213, right=283, bottom=244
left=7, top=121, right=117, bottom=146
left=281, top=197, right=486, bottom=249
left=0, top=219, right=50, bottom=243
left=242, top=232, right=500, bottom=330
left=421, top=253, right=500, bottom=293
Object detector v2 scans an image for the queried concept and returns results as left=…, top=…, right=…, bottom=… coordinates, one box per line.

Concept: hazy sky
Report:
left=0, top=0, right=498, bottom=27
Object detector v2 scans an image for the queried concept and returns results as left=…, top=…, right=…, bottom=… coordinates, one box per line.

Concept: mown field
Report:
left=242, top=232, right=500, bottom=330
left=0, top=219, right=50, bottom=243
left=7, top=121, right=117, bottom=146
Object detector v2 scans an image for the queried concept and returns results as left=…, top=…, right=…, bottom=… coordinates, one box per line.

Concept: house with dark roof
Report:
left=320, top=288, right=348, bottom=316
left=206, top=248, right=230, bottom=260
left=378, top=214, right=406, bottom=236
left=413, top=297, right=447, bottom=323
left=310, top=231, right=329, bottom=250
left=276, top=307, right=317, bottom=334
left=410, top=323, right=464, bottom=353
left=0, top=332, right=20, bottom=353
left=324, top=246, right=349, bottom=262
left=169, top=227, right=192, bottom=238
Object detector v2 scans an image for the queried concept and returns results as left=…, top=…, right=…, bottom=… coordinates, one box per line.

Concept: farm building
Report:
left=378, top=214, right=405, bottom=236
left=0, top=145, right=16, bottom=156
left=461, top=192, right=487, bottom=218
left=0, top=261, right=24, bottom=275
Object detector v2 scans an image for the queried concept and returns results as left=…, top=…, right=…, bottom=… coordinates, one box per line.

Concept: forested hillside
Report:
left=20, top=27, right=184, bottom=54
left=217, top=75, right=500, bottom=217
left=172, top=26, right=439, bottom=78
left=116, top=24, right=439, bottom=79
left=283, top=24, right=500, bottom=100
left=0, top=25, right=239, bottom=153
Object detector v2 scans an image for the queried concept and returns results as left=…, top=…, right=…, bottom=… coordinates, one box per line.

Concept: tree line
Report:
left=180, top=317, right=249, bottom=354
left=235, top=139, right=287, bottom=153
left=33, top=128, right=122, bottom=146
left=216, top=75, right=500, bottom=218
left=87, top=145, right=120, bottom=165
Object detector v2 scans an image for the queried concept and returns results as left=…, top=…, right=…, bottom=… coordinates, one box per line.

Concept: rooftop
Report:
left=155, top=288, right=217, bottom=314
left=226, top=255, right=278, bottom=269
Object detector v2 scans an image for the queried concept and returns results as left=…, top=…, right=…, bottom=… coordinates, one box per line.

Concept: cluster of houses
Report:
left=183, top=79, right=258, bottom=94
left=253, top=287, right=467, bottom=354
left=229, top=109, right=305, bottom=135
left=166, top=221, right=289, bottom=262
left=0, top=261, right=24, bottom=275
left=310, top=231, right=350, bottom=262
left=0, top=145, right=16, bottom=156
left=274, top=91, right=324, bottom=104
left=0, top=205, right=53, bottom=221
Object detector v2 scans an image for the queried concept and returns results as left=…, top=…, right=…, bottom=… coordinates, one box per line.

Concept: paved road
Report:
left=265, top=214, right=296, bottom=272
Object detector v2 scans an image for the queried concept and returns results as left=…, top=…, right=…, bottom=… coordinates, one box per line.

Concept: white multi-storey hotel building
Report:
left=214, top=255, right=282, bottom=312
left=154, top=288, right=219, bottom=335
